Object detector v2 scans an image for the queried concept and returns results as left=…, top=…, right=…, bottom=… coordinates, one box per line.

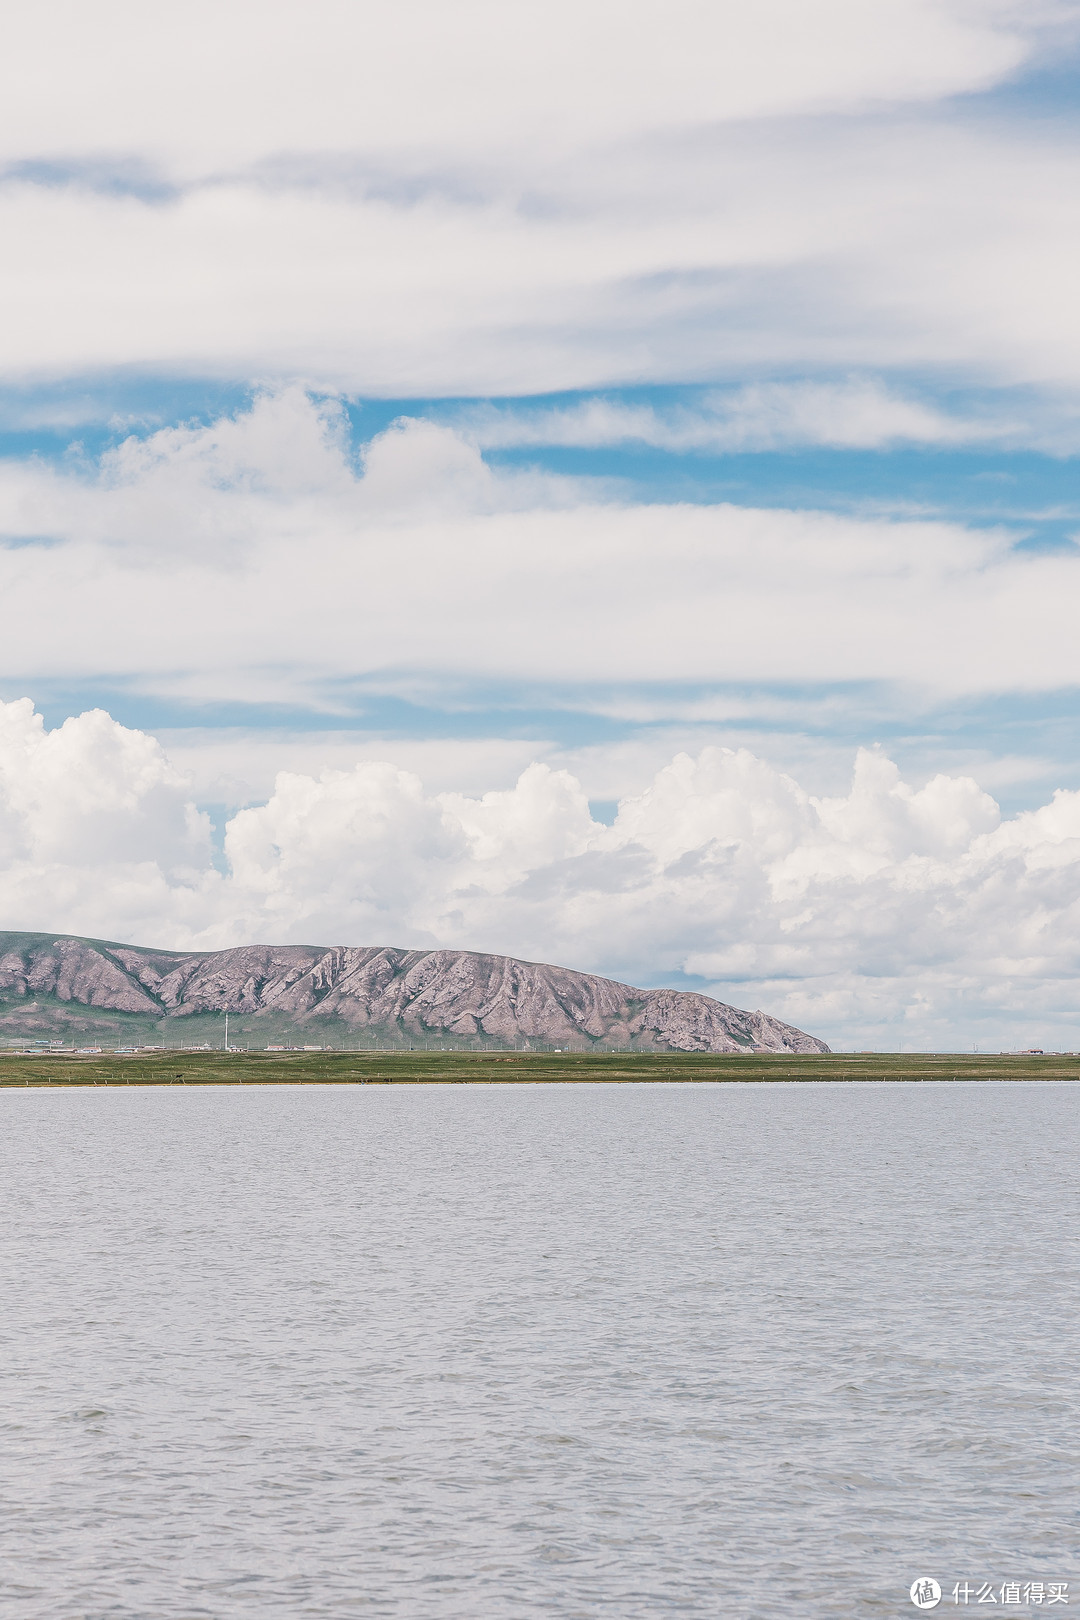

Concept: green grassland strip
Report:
left=0, top=1052, right=1077, bottom=1086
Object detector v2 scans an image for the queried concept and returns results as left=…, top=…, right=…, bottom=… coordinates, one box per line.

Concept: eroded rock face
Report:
left=0, top=932, right=830, bottom=1052
left=1, top=937, right=160, bottom=1013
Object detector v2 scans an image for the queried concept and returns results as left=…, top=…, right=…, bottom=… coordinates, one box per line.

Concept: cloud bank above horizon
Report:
left=4, top=698, right=1080, bottom=1052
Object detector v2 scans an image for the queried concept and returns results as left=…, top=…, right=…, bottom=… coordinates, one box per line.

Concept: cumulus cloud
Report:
left=0, top=390, right=581, bottom=558
left=4, top=698, right=1080, bottom=1048
left=0, top=698, right=218, bottom=944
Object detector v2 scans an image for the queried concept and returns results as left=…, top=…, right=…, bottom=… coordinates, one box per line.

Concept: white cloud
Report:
left=4, top=697, right=1080, bottom=1048
left=153, top=724, right=1070, bottom=848
left=453, top=380, right=1006, bottom=452
left=0, top=698, right=217, bottom=947
left=1, top=390, right=1079, bottom=705
left=154, top=731, right=556, bottom=814
left=0, top=1, right=1046, bottom=178
left=0, top=699, right=204, bottom=867
left=0, top=7, right=1077, bottom=397
left=3, top=121, right=1079, bottom=397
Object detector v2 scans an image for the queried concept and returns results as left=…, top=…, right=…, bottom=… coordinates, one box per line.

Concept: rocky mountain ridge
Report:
left=0, top=932, right=829, bottom=1053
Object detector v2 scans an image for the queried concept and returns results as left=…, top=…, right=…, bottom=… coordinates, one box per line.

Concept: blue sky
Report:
left=2, top=0, right=1080, bottom=1047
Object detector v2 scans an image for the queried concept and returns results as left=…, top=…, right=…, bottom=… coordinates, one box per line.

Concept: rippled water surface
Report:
left=1, top=1081, right=1077, bottom=1618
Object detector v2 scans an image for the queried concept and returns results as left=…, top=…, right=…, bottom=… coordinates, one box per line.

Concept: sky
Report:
left=3, top=0, right=1080, bottom=1049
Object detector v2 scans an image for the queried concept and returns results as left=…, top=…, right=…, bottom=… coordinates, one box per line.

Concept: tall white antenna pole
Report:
left=224, top=1012, right=229, bottom=1051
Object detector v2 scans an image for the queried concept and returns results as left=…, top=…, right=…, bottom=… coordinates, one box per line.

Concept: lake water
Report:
left=1, top=1081, right=1077, bottom=1618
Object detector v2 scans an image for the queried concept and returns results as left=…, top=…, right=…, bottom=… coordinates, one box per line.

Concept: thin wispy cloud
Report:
left=450, top=382, right=1012, bottom=453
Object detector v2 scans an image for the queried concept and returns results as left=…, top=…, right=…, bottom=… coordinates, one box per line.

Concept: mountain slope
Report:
left=0, top=932, right=829, bottom=1053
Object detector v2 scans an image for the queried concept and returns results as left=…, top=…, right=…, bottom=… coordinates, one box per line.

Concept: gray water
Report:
left=0, top=1081, right=1077, bottom=1619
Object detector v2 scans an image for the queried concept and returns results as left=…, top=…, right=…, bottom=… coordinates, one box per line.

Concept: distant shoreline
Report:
left=2, top=1051, right=1076, bottom=1087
